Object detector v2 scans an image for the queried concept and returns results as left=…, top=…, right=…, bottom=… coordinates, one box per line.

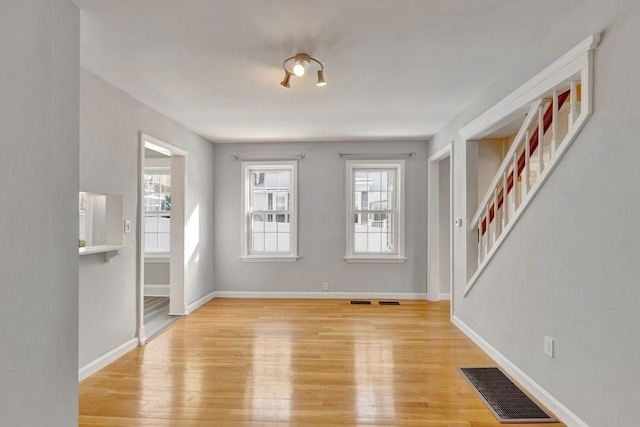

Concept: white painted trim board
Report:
left=214, top=291, right=427, bottom=300
left=79, top=338, right=138, bottom=382
left=144, top=284, right=170, bottom=297
left=187, top=291, right=216, bottom=314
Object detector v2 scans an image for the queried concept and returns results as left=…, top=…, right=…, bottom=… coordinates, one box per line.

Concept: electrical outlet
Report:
left=124, top=220, right=131, bottom=233
left=544, top=336, right=554, bottom=358
left=322, top=282, right=329, bottom=291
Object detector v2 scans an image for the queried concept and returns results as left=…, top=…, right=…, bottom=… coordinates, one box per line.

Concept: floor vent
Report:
left=378, top=301, right=400, bottom=305
left=458, top=367, right=555, bottom=424
left=350, top=300, right=371, bottom=305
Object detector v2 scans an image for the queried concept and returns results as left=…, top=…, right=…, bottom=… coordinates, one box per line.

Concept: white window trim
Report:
left=240, top=161, right=299, bottom=263
left=345, top=160, right=406, bottom=263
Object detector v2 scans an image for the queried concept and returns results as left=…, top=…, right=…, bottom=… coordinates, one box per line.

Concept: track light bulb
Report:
left=293, top=60, right=307, bottom=77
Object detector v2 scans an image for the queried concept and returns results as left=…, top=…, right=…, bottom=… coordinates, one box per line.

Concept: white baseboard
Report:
left=144, top=284, right=169, bottom=297
left=79, top=338, right=138, bottom=382
left=439, top=293, right=451, bottom=300
left=452, top=316, right=588, bottom=427
left=187, top=290, right=216, bottom=314
left=213, top=291, right=428, bottom=300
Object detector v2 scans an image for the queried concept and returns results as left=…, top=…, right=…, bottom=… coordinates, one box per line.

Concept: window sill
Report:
left=344, top=256, right=407, bottom=264
left=240, top=256, right=300, bottom=263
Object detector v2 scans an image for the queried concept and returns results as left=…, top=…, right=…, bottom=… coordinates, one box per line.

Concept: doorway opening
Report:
left=428, top=144, right=453, bottom=302
left=138, top=133, right=187, bottom=342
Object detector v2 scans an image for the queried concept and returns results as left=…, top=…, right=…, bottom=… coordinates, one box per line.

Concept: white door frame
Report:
left=138, top=133, right=188, bottom=343
left=427, top=143, right=453, bottom=302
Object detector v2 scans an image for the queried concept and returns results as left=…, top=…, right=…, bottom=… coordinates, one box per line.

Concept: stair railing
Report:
left=470, top=82, right=579, bottom=269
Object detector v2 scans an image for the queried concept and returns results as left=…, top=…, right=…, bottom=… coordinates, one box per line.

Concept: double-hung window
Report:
left=241, top=161, right=298, bottom=262
left=346, top=160, right=405, bottom=263
left=144, top=171, right=171, bottom=253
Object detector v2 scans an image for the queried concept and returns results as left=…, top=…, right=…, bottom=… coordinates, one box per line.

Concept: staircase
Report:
left=468, top=81, right=586, bottom=292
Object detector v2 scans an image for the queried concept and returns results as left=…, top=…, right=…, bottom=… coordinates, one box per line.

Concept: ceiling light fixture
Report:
left=281, top=53, right=326, bottom=88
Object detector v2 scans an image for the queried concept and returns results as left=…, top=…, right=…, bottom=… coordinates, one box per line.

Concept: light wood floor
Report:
left=79, top=299, right=564, bottom=426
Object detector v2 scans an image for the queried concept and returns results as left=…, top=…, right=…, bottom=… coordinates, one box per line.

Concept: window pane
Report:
left=253, top=172, right=265, bottom=189
left=370, top=171, right=381, bottom=191
left=252, top=214, right=265, bottom=232
left=354, top=233, right=367, bottom=252
left=264, top=172, right=278, bottom=189
left=145, top=216, right=158, bottom=233
left=277, top=215, right=290, bottom=232
left=158, top=215, right=170, bottom=233
left=277, top=233, right=290, bottom=252
left=264, top=216, right=278, bottom=232
left=145, top=234, right=158, bottom=252
left=252, top=232, right=264, bottom=252
left=264, top=233, right=278, bottom=252
left=276, top=192, right=288, bottom=210
left=354, top=171, right=368, bottom=208
left=368, top=232, right=382, bottom=253
left=158, top=233, right=170, bottom=252
left=253, top=190, right=267, bottom=210
left=278, top=171, right=291, bottom=190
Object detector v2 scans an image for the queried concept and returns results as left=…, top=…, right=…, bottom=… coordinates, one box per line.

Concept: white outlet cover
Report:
left=544, top=336, right=554, bottom=358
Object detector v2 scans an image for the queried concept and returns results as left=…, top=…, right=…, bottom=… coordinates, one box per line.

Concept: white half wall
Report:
left=214, top=141, right=428, bottom=295
left=79, top=69, right=216, bottom=370
left=0, top=1, right=80, bottom=425
left=430, top=1, right=640, bottom=426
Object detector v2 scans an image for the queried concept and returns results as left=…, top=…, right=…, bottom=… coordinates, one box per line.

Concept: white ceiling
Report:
left=73, top=0, right=576, bottom=143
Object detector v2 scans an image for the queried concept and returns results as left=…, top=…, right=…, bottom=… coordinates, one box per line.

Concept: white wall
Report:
left=430, top=1, right=640, bottom=425
left=144, top=260, right=170, bottom=286
left=79, top=69, right=215, bottom=368
left=214, top=141, right=428, bottom=296
left=0, top=1, right=79, bottom=425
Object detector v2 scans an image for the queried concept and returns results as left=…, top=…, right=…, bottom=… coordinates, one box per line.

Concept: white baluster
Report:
left=485, top=204, right=491, bottom=252
left=502, top=171, right=508, bottom=229
left=493, top=189, right=499, bottom=242
left=538, top=105, right=544, bottom=174
left=524, top=130, right=531, bottom=194
left=512, top=154, right=518, bottom=213
left=551, top=91, right=558, bottom=155
left=477, top=227, right=482, bottom=266
left=569, top=81, right=578, bottom=130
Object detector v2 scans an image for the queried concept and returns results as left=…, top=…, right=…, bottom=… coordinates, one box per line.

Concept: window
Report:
left=241, top=161, right=298, bottom=262
left=346, top=160, right=405, bottom=263
left=144, top=172, right=171, bottom=253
